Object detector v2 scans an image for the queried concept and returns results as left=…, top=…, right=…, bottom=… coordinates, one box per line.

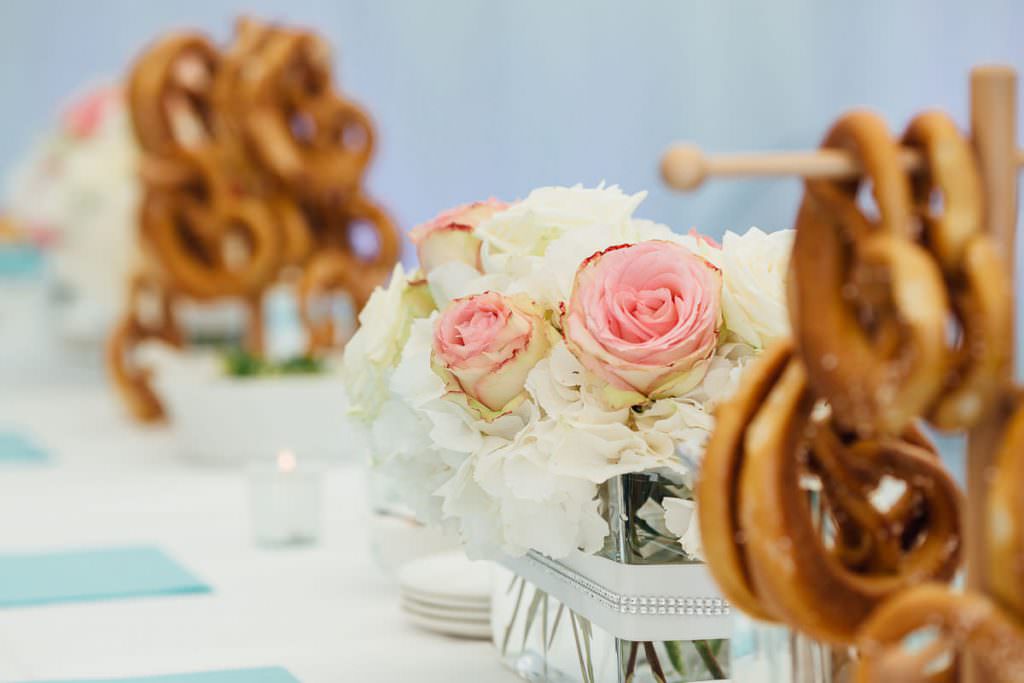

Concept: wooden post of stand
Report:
left=245, top=295, right=266, bottom=356
left=963, top=64, right=1018, bottom=683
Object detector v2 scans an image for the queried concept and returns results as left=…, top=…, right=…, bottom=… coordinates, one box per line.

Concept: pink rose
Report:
left=688, top=227, right=721, bottom=249
left=432, top=291, right=552, bottom=416
left=564, top=240, right=722, bottom=406
left=63, top=86, right=119, bottom=139
left=409, top=199, right=508, bottom=273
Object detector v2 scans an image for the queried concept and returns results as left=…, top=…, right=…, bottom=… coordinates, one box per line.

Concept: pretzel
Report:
left=854, top=584, right=1024, bottom=683
left=697, top=340, right=792, bottom=622
left=810, top=424, right=938, bottom=574
left=850, top=394, right=1024, bottom=682
left=790, top=111, right=950, bottom=436
left=140, top=188, right=282, bottom=301
left=297, top=250, right=366, bottom=354
left=111, top=18, right=400, bottom=419
left=128, top=32, right=218, bottom=160
left=106, top=273, right=183, bottom=421
left=987, top=397, right=1024, bottom=618
left=902, top=112, right=1013, bottom=429
left=698, top=341, right=962, bottom=645
left=230, top=19, right=375, bottom=201
left=297, top=218, right=398, bottom=354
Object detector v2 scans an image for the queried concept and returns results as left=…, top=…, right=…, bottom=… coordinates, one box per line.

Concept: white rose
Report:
left=476, top=184, right=645, bottom=268
left=719, top=227, right=793, bottom=349
left=342, top=264, right=435, bottom=421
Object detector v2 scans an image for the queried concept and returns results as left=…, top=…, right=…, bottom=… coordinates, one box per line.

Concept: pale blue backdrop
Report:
left=3, top=0, right=1023, bottom=474
left=2, top=0, right=1023, bottom=243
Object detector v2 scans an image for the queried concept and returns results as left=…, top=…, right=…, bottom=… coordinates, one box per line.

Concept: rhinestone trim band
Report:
left=523, top=550, right=731, bottom=617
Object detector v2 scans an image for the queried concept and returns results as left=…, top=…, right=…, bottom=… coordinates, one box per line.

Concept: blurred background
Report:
left=2, top=0, right=1023, bottom=396
left=2, top=0, right=1024, bottom=240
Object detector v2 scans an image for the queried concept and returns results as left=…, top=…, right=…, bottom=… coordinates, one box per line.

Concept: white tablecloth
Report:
left=0, top=382, right=517, bottom=682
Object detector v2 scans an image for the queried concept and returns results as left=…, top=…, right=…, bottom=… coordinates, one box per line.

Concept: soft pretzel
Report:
left=230, top=20, right=374, bottom=201
left=297, top=242, right=398, bottom=354
left=790, top=111, right=950, bottom=436
left=128, top=32, right=219, bottom=159
left=988, top=397, right=1024, bottom=617
left=854, top=585, right=1024, bottom=683
left=106, top=273, right=183, bottom=421
left=112, top=18, right=401, bottom=419
left=698, top=341, right=962, bottom=645
left=297, top=250, right=364, bottom=354
left=140, top=189, right=282, bottom=301
left=902, top=112, right=1013, bottom=429
left=698, top=340, right=793, bottom=622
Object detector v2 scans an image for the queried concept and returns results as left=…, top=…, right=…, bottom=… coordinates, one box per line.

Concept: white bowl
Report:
left=145, top=346, right=350, bottom=466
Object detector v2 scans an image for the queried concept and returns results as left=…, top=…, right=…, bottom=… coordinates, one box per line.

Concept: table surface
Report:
left=0, top=380, right=518, bottom=683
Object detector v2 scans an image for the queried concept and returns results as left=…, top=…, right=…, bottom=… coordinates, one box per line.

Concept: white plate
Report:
left=397, top=551, right=492, bottom=603
left=401, top=586, right=490, bottom=609
left=401, top=597, right=490, bottom=622
left=403, top=610, right=492, bottom=640
left=401, top=592, right=490, bottom=613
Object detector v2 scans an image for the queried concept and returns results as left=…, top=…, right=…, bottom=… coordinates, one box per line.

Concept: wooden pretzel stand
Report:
left=665, top=66, right=1024, bottom=682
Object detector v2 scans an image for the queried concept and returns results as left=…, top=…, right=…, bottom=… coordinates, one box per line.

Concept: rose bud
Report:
left=432, top=291, right=553, bottom=417
left=563, top=240, right=722, bottom=407
left=409, top=199, right=508, bottom=274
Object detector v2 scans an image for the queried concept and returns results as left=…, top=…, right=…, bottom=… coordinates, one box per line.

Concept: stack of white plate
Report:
left=397, top=550, right=492, bottom=639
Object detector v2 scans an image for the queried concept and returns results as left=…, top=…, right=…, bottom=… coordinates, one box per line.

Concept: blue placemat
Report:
left=0, top=431, right=51, bottom=465
left=24, top=668, right=299, bottom=683
left=0, top=244, right=43, bottom=278
left=0, top=546, right=210, bottom=608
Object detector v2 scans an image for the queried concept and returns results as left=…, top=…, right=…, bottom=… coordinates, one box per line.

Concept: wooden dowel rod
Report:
left=963, top=64, right=1018, bottom=683
left=660, top=141, right=1024, bottom=191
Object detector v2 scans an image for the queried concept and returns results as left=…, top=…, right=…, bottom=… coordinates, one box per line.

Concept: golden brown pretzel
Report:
left=297, top=206, right=398, bottom=352
left=140, top=189, right=282, bottom=301
left=112, top=18, right=401, bottom=419
left=988, top=397, right=1024, bottom=617
left=902, top=112, right=1013, bottom=429
left=698, top=340, right=793, bottom=622
left=297, top=250, right=366, bottom=354
left=854, top=584, right=1024, bottom=683
left=106, top=273, right=183, bottom=422
left=698, top=341, right=962, bottom=645
left=338, top=193, right=402, bottom=274
left=230, top=20, right=375, bottom=200
left=790, top=111, right=950, bottom=436
left=811, top=425, right=937, bottom=574
left=128, top=32, right=219, bottom=159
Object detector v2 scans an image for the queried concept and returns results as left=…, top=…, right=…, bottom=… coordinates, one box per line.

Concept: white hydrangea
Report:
left=342, top=264, right=433, bottom=422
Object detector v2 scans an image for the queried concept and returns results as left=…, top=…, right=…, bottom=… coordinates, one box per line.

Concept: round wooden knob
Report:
left=660, top=143, right=707, bottom=191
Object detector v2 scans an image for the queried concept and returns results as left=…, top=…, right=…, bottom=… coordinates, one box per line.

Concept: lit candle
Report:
left=248, top=449, right=324, bottom=547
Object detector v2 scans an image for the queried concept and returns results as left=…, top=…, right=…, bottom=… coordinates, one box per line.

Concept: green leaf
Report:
left=664, top=641, right=687, bottom=677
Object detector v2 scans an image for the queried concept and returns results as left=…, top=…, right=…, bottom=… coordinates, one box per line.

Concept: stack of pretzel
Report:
left=107, top=17, right=399, bottom=421
left=698, top=110, right=1024, bottom=681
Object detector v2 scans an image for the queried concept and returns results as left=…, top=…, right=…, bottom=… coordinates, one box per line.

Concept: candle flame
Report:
left=277, top=449, right=297, bottom=473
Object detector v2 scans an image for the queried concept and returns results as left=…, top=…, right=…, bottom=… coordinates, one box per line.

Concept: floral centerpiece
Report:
left=5, top=84, right=140, bottom=342
left=344, top=185, right=792, bottom=682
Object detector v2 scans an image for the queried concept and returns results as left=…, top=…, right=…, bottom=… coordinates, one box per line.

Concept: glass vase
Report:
left=730, top=613, right=850, bottom=682
left=492, top=471, right=731, bottom=683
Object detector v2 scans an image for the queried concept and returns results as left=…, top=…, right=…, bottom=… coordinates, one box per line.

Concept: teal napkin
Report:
left=0, top=244, right=42, bottom=278
left=26, top=668, right=299, bottom=683
left=0, top=546, right=210, bottom=608
left=0, top=431, right=50, bottom=464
